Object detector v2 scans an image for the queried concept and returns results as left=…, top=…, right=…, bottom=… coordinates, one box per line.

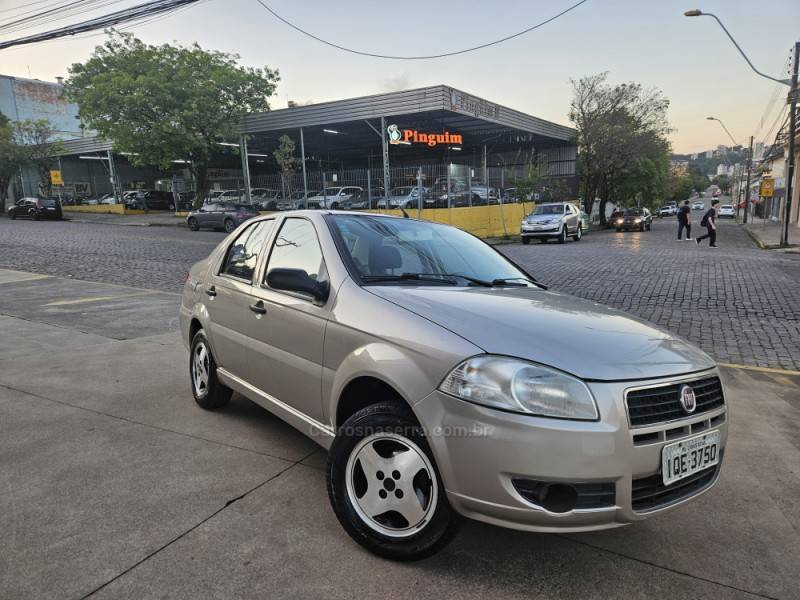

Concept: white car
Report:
left=658, top=205, right=677, bottom=217
left=692, top=201, right=705, bottom=210
left=307, top=186, right=363, bottom=210
left=718, top=205, right=735, bottom=218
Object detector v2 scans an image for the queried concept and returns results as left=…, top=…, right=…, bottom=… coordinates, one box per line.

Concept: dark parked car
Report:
left=186, top=202, right=259, bottom=232
left=125, top=190, right=176, bottom=210
left=614, top=208, right=652, bottom=232
left=7, top=197, right=62, bottom=220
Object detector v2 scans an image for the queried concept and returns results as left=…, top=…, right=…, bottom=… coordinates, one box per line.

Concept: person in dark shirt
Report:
left=677, top=200, right=692, bottom=241
left=696, top=199, right=719, bottom=248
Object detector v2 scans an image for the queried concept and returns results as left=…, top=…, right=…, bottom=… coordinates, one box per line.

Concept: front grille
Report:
left=626, top=377, right=724, bottom=427
left=631, top=464, right=719, bottom=512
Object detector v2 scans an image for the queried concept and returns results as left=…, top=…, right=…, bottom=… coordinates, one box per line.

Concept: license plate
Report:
left=662, top=430, right=720, bottom=486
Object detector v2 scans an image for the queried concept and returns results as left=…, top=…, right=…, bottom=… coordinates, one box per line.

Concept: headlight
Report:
left=616, top=219, right=623, bottom=224
left=439, top=356, right=598, bottom=420
left=634, top=218, right=642, bottom=223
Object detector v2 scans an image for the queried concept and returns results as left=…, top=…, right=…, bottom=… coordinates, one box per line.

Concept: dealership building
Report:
left=11, top=84, right=577, bottom=205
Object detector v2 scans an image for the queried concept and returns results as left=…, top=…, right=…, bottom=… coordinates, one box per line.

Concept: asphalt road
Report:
left=1, top=212, right=798, bottom=370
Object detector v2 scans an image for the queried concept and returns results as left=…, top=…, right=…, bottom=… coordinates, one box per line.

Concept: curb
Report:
left=742, top=226, right=798, bottom=251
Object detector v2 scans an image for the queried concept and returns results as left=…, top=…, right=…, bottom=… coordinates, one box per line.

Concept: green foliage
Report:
left=0, top=113, right=22, bottom=203
left=66, top=31, right=279, bottom=204
left=569, top=73, right=672, bottom=223
left=0, top=115, right=64, bottom=201
left=273, top=134, right=298, bottom=194
left=711, top=174, right=731, bottom=194
left=510, top=163, right=543, bottom=203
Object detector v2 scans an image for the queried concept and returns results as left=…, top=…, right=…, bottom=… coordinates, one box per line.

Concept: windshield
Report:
left=390, top=187, right=415, bottom=197
left=624, top=209, right=643, bottom=216
left=533, top=204, right=564, bottom=215
left=320, top=188, right=342, bottom=196
left=329, top=214, right=532, bottom=286
left=39, top=198, right=57, bottom=207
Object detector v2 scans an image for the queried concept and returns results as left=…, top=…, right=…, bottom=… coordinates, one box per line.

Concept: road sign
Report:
left=50, top=170, right=63, bottom=185
left=759, top=177, right=774, bottom=198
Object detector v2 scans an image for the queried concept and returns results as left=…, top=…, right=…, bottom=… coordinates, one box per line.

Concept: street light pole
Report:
left=685, top=9, right=797, bottom=244
left=781, top=42, right=799, bottom=246
left=744, top=136, right=753, bottom=224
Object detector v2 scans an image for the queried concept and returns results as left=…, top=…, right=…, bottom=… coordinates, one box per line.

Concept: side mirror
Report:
left=266, top=268, right=329, bottom=303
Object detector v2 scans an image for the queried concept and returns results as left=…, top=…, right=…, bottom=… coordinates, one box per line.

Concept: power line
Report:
left=0, top=0, right=130, bottom=36
left=253, top=0, right=592, bottom=60
left=0, top=0, right=200, bottom=50
left=0, top=0, right=68, bottom=16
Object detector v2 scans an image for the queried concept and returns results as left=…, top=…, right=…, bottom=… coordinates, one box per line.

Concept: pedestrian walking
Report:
left=696, top=199, right=719, bottom=248
left=677, top=200, right=692, bottom=240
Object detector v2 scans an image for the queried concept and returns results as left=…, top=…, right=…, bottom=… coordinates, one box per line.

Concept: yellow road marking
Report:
left=717, top=362, right=800, bottom=377
left=44, top=290, right=159, bottom=306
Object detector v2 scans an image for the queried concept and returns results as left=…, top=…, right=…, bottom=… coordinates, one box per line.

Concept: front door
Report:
left=205, top=219, right=275, bottom=377
left=246, top=217, right=329, bottom=423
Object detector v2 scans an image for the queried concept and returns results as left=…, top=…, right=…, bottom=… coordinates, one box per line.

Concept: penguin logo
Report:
left=387, top=124, right=402, bottom=145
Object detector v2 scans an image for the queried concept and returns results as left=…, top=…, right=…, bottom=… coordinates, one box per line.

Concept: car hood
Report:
left=366, top=285, right=714, bottom=381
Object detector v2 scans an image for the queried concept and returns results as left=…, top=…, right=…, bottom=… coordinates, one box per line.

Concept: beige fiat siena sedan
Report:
left=180, top=211, right=727, bottom=560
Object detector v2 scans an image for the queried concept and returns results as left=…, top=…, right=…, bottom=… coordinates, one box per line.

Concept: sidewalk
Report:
left=743, top=217, right=800, bottom=252
left=63, top=211, right=186, bottom=227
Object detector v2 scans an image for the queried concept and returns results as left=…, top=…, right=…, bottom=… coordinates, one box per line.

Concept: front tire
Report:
left=187, top=217, right=199, bottom=231
left=521, top=236, right=531, bottom=245
left=190, top=330, right=232, bottom=410
left=9, top=211, right=15, bottom=220
left=223, top=218, right=235, bottom=233
left=327, top=401, right=458, bottom=561
left=558, top=225, right=567, bottom=244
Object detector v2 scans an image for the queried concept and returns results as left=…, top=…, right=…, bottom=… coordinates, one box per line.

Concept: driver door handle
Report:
left=205, top=286, right=217, bottom=297
left=249, top=301, right=267, bottom=315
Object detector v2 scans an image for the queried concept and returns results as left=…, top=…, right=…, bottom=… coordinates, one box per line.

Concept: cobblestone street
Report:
left=1, top=215, right=798, bottom=370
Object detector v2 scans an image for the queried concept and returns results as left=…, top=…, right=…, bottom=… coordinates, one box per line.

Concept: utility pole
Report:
left=743, top=136, right=753, bottom=224
left=781, top=42, right=799, bottom=246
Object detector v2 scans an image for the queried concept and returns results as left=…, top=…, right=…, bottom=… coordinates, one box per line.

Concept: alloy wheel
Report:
left=345, top=432, right=438, bottom=538
left=192, top=341, right=210, bottom=398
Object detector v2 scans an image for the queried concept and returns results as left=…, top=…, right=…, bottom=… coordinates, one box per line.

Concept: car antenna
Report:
left=400, top=207, right=410, bottom=219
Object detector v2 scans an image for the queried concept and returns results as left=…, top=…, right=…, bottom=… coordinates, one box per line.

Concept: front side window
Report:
left=266, top=218, right=326, bottom=284
left=220, top=220, right=274, bottom=281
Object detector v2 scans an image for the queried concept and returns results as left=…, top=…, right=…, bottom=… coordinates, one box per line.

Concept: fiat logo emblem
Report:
left=679, top=385, right=696, bottom=414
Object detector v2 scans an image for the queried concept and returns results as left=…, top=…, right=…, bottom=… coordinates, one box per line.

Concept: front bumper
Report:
left=520, top=224, right=560, bottom=237
left=413, top=369, right=727, bottom=532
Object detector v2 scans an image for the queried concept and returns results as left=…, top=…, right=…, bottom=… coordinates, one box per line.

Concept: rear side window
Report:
left=266, top=218, right=326, bottom=283
left=220, top=220, right=274, bottom=281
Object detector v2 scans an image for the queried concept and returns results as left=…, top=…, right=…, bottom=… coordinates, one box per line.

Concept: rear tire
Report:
left=331, top=202, right=340, bottom=210
left=573, top=225, right=582, bottom=241
left=327, top=401, right=458, bottom=561
left=521, top=236, right=530, bottom=245
left=188, top=217, right=199, bottom=231
left=223, top=218, right=235, bottom=233
left=190, top=330, right=232, bottom=410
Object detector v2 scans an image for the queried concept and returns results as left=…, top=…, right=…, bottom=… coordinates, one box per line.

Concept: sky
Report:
left=1, top=0, right=798, bottom=154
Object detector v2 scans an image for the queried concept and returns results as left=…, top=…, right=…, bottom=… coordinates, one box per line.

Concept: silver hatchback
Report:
left=180, top=211, right=727, bottom=560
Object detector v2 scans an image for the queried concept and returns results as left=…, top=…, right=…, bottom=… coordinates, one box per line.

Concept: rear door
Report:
left=204, top=219, right=275, bottom=376
left=246, top=216, right=329, bottom=423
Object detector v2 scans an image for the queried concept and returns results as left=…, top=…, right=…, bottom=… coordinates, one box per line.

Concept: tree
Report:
left=15, top=119, right=64, bottom=197
left=272, top=134, right=298, bottom=197
left=0, top=114, right=63, bottom=202
left=711, top=174, right=731, bottom=194
left=569, top=73, right=672, bottom=224
left=0, top=113, right=23, bottom=205
left=66, top=32, right=279, bottom=206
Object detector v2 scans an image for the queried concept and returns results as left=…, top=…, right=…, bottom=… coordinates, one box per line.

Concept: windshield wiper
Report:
left=361, top=273, right=458, bottom=285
